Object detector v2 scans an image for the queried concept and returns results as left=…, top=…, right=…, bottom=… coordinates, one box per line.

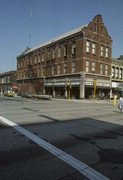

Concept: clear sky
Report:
left=0, top=0, right=123, bottom=73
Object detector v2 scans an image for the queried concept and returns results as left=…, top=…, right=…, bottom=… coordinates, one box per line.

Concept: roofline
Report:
left=0, top=70, right=16, bottom=76
left=18, top=24, right=88, bottom=57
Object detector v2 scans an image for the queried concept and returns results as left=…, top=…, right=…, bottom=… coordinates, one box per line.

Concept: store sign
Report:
left=86, top=81, right=110, bottom=87
left=85, top=81, right=93, bottom=86
left=112, top=82, right=123, bottom=88
left=98, top=82, right=110, bottom=87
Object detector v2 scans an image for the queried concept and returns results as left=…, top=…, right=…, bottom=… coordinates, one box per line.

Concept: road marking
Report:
left=0, top=116, right=110, bottom=180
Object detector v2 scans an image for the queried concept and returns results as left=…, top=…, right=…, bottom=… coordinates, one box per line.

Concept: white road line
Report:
left=0, top=116, right=110, bottom=180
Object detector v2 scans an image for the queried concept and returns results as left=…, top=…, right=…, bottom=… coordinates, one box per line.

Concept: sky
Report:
left=0, top=0, right=123, bottom=73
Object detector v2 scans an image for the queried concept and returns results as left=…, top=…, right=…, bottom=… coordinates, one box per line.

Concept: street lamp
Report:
left=93, top=76, right=97, bottom=101
left=67, top=80, right=72, bottom=101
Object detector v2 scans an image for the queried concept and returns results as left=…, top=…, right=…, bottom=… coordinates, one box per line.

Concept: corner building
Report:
left=17, top=14, right=112, bottom=99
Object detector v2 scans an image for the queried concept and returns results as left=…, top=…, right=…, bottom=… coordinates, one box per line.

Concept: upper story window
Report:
left=64, top=45, right=67, bottom=56
left=119, top=68, right=122, bottom=79
left=38, top=54, right=41, bottom=63
left=105, top=47, right=109, bottom=58
left=58, top=46, right=62, bottom=58
left=72, top=61, right=76, bottom=73
left=92, top=62, right=95, bottom=73
left=64, top=62, right=67, bottom=73
left=37, top=67, right=40, bottom=77
left=34, top=55, right=37, bottom=64
left=86, top=61, right=90, bottom=73
left=72, top=42, right=76, bottom=54
left=86, top=40, right=90, bottom=53
left=48, top=49, right=50, bottom=59
left=42, top=52, right=44, bottom=62
left=58, top=64, right=61, bottom=74
left=105, top=65, right=108, bottom=75
left=52, top=48, right=55, bottom=59
left=100, top=64, right=103, bottom=75
left=92, top=42, right=96, bottom=54
left=116, top=67, right=119, bottom=79
left=30, top=56, right=32, bottom=65
left=112, top=67, right=115, bottom=78
left=101, top=45, right=104, bottom=57
left=52, top=65, right=55, bottom=75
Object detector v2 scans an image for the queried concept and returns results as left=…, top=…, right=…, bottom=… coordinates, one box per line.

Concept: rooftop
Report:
left=20, top=24, right=88, bottom=56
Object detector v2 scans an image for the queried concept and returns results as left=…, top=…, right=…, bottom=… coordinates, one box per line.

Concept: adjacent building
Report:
left=111, top=55, right=123, bottom=97
left=0, top=71, right=17, bottom=94
left=16, top=14, right=112, bottom=99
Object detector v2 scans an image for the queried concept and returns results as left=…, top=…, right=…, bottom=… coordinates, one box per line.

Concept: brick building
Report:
left=16, top=14, right=112, bottom=99
left=0, top=71, right=17, bottom=94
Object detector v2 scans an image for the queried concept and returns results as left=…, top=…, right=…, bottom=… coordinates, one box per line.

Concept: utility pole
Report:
left=28, top=8, right=32, bottom=48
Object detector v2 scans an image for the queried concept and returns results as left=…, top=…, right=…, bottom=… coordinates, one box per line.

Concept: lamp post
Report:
left=93, top=76, right=97, bottom=102
left=67, top=80, right=72, bottom=101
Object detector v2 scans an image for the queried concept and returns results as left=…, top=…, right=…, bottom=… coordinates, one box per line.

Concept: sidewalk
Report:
left=53, top=98, right=114, bottom=104
left=15, top=95, right=114, bottom=105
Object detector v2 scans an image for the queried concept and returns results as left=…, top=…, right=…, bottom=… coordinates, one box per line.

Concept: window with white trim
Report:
left=116, top=68, right=119, bottom=78
left=52, top=48, right=55, bottom=59
left=86, top=40, right=90, bottom=53
left=72, top=42, right=76, bottom=54
left=92, top=42, right=96, bottom=54
left=105, top=47, right=109, bottom=58
left=86, top=61, right=90, bottom=73
left=92, top=62, right=95, bottom=72
left=101, top=45, right=104, bottom=57
left=100, top=64, right=103, bottom=75
left=35, top=55, right=37, bottom=64
left=105, top=65, right=108, bottom=75
left=119, top=68, right=122, bottom=79
left=58, top=47, right=62, bottom=58
left=72, top=61, right=76, bottom=73
left=42, top=53, right=44, bottom=62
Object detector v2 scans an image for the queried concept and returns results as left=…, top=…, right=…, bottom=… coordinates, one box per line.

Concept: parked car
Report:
left=4, top=90, right=15, bottom=97
left=32, top=94, right=52, bottom=100
left=21, top=93, right=32, bottom=98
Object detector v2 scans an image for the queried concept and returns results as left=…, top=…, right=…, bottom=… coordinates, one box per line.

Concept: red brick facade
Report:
left=17, top=14, right=112, bottom=99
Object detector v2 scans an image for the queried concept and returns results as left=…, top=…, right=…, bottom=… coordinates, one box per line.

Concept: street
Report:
left=0, top=97, right=123, bottom=180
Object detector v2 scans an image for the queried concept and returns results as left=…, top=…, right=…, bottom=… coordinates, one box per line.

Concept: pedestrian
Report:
left=118, top=96, right=123, bottom=112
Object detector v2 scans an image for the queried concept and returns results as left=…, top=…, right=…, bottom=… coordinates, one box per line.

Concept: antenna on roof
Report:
left=28, top=7, right=32, bottom=48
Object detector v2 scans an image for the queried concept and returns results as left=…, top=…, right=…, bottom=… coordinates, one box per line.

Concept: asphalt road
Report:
left=0, top=96, right=123, bottom=180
